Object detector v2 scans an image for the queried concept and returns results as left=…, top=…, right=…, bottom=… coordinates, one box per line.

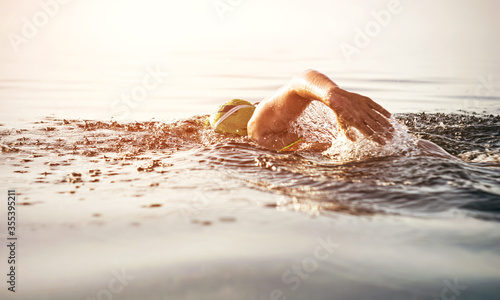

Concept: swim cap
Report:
left=209, top=99, right=255, bottom=136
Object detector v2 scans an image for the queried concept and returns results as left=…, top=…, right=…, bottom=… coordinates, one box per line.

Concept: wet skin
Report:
left=247, top=69, right=456, bottom=159
left=248, top=69, right=394, bottom=151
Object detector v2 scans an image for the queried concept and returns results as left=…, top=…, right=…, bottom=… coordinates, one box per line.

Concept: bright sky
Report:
left=1, top=0, right=499, bottom=59
left=0, top=0, right=499, bottom=121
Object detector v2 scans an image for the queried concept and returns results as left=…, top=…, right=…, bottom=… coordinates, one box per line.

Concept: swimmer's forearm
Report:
left=249, top=70, right=343, bottom=150
left=292, top=69, right=393, bottom=144
left=248, top=69, right=394, bottom=150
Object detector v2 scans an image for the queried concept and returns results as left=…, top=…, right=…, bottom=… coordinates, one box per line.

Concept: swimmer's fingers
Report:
left=360, top=115, right=393, bottom=146
left=367, top=111, right=394, bottom=140
left=340, top=116, right=387, bottom=145
left=358, top=121, right=387, bottom=145
left=368, top=99, right=391, bottom=118
left=339, top=122, right=357, bottom=142
left=338, top=111, right=381, bottom=143
left=366, top=98, right=394, bottom=141
left=369, top=109, right=392, bottom=129
left=356, top=122, right=385, bottom=145
left=332, top=89, right=393, bottom=145
left=345, top=129, right=357, bottom=142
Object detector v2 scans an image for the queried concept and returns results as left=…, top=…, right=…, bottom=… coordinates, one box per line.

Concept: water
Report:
left=1, top=50, right=500, bottom=300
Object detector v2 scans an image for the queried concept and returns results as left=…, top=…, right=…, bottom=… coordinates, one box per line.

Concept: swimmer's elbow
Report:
left=294, top=69, right=319, bottom=80
left=291, top=69, right=318, bottom=86
left=291, top=69, right=338, bottom=102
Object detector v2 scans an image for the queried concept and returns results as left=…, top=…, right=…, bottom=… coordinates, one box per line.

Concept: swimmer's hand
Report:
left=329, top=87, right=394, bottom=145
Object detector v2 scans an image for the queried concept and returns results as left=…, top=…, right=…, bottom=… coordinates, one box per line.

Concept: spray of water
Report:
left=290, top=102, right=421, bottom=161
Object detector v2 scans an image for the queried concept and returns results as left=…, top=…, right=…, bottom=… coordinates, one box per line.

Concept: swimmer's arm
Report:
left=248, top=70, right=336, bottom=150
left=247, top=84, right=305, bottom=151
left=248, top=70, right=394, bottom=150
left=292, top=70, right=394, bottom=144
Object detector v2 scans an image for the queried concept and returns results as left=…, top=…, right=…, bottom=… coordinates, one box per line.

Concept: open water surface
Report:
left=1, top=52, right=500, bottom=299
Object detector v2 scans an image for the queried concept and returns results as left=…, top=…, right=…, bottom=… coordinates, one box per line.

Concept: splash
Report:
left=1, top=113, right=499, bottom=220
left=290, top=101, right=420, bottom=161
left=398, top=113, right=500, bottom=164
left=290, top=101, right=340, bottom=144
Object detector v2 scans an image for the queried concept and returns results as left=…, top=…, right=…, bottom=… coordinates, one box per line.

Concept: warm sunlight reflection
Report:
left=2, top=0, right=499, bottom=58
left=64, top=0, right=217, bottom=53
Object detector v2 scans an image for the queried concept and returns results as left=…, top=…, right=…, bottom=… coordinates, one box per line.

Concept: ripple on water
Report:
left=1, top=113, right=499, bottom=222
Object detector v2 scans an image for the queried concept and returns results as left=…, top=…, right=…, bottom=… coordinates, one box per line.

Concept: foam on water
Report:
left=1, top=112, right=499, bottom=222
left=291, top=101, right=421, bottom=162
left=1, top=113, right=500, bottom=300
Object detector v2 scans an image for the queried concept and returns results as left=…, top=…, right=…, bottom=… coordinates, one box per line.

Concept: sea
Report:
left=1, top=1, right=500, bottom=299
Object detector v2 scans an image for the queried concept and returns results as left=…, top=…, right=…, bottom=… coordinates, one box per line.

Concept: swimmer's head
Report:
left=209, top=99, right=255, bottom=136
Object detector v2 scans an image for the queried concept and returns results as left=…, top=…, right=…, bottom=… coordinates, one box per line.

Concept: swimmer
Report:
left=210, top=69, right=456, bottom=159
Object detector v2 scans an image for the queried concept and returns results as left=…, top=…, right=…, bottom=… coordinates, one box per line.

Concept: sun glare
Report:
left=77, top=1, right=214, bottom=52
left=10, top=0, right=227, bottom=56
